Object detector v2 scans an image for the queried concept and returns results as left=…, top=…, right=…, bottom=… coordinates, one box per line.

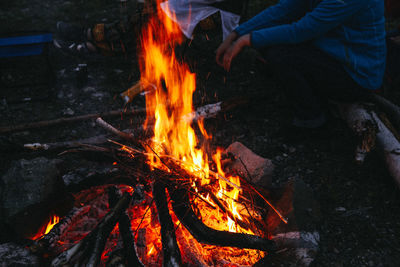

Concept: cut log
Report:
left=339, top=102, right=400, bottom=188
left=338, top=103, right=378, bottom=163
left=224, top=141, right=275, bottom=187
left=168, top=186, right=276, bottom=252
left=368, top=93, right=400, bottom=133
left=153, top=181, right=183, bottom=267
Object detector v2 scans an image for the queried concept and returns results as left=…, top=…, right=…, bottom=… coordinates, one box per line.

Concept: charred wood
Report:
left=108, top=187, right=144, bottom=267
left=51, top=192, right=131, bottom=267
left=30, top=206, right=90, bottom=255
left=153, top=180, right=183, bottom=267
left=169, top=186, right=276, bottom=252
left=204, top=188, right=251, bottom=231
left=106, top=248, right=126, bottom=267
left=86, top=192, right=132, bottom=266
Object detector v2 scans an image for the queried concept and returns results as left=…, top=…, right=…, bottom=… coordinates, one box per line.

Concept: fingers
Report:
left=223, top=41, right=243, bottom=71
left=216, top=46, right=226, bottom=66
left=216, top=32, right=238, bottom=66
left=216, top=41, right=231, bottom=66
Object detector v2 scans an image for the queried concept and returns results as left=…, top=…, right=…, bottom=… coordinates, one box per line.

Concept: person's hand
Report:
left=222, top=34, right=250, bottom=71
left=216, top=31, right=238, bottom=66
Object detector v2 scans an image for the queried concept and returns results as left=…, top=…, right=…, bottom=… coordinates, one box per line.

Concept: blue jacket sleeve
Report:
left=235, top=0, right=307, bottom=36
left=250, top=0, right=366, bottom=48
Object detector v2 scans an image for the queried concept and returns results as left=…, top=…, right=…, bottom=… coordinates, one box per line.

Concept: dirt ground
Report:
left=1, top=1, right=400, bottom=266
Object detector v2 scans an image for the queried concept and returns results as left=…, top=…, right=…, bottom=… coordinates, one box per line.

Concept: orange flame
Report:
left=32, top=215, right=60, bottom=240
left=140, top=0, right=209, bottom=182
left=139, top=1, right=265, bottom=264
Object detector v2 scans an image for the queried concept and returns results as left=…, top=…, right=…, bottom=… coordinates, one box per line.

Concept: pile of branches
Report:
left=27, top=117, right=277, bottom=266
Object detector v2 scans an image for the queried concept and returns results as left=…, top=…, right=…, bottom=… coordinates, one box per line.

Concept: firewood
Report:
left=96, top=117, right=137, bottom=143
left=51, top=192, right=132, bottom=267
left=338, top=103, right=378, bottom=163
left=339, top=102, right=400, bottom=188
left=204, top=187, right=251, bottom=231
left=24, top=135, right=109, bottom=151
left=153, top=180, right=183, bottom=267
left=30, top=206, right=91, bottom=254
left=368, top=93, right=400, bottom=133
left=0, top=109, right=146, bottom=134
left=108, top=186, right=144, bottom=267
left=106, top=248, right=126, bottom=267
left=168, top=186, right=277, bottom=252
left=1, top=97, right=248, bottom=135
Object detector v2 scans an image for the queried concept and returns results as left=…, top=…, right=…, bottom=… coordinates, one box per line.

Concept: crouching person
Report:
left=216, top=0, right=386, bottom=129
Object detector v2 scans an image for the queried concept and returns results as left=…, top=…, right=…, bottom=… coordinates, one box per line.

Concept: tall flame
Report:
left=140, top=1, right=209, bottom=180
left=139, top=3, right=263, bottom=260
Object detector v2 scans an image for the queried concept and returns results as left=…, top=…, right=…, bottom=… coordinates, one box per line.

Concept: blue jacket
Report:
left=235, top=0, right=386, bottom=90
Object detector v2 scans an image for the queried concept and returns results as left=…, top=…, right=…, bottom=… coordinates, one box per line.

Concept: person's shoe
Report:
left=56, top=21, right=87, bottom=42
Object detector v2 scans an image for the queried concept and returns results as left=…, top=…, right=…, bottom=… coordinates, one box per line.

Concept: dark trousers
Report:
left=261, top=44, right=367, bottom=122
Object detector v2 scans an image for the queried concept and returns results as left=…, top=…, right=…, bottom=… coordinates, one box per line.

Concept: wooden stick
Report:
left=51, top=193, right=132, bottom=267
left=168, top=185, right=276, bottom=252
left=24, top=135, right=110, bottom=151
left=1, top=97, right=248, bottom=135
left=0, top=109, right=146, bottom=134
left=204, top=188, right=251, bottom=230
left=30, top=206, right=91, bottom=254
left=108, top=187, right=144, bottom=267
left=153, top=180, right=183, bottom=267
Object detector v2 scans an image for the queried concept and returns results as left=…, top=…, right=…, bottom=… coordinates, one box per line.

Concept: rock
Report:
left=225, top=142, right=274, bottom=187
left=0, top=243, right=40, bottom=266
left=0, top=157, right=64, bottom=239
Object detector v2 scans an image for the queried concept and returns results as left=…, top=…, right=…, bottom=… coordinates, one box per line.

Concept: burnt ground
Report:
left=1, top=0, right=400, bottom=266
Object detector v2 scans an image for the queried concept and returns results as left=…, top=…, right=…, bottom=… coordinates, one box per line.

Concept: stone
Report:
left=0, top=243, right=39, bottom=266
left=0, top=157, right=64, bottom=239
left=225, top=142, right=275, bottom=187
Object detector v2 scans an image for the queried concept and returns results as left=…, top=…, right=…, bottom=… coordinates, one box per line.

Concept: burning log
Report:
left=51, top=192, right=132, bottom=267
left=339, top=102, right=400, bottom=188
left=30, top=206, right=90, bottom=255
left=108, top=186, right=144, bottom=267
left=168, top=186, right=277, bottom=252
left=153, top=180, right=183, bottom=267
